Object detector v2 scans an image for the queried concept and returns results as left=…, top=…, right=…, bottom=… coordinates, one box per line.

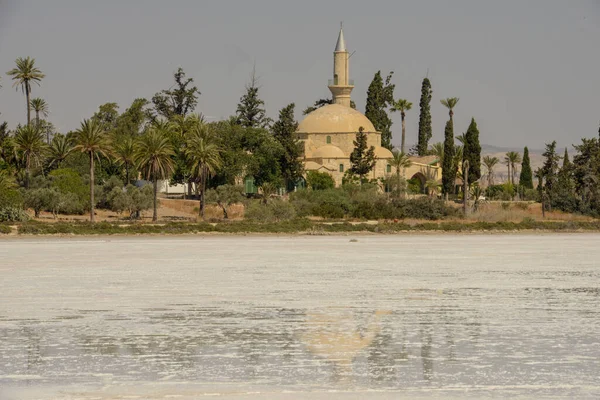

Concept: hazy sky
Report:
left=0, top=0, right=598, bottom=149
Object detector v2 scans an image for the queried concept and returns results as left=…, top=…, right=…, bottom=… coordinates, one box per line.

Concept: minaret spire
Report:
left=329, top=24, right=354, bottom=107
left=335, top=22, right=346, bottom=52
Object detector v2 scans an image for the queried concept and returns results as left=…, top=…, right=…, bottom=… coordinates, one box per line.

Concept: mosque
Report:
left=297, top=27, right=441, bottom=190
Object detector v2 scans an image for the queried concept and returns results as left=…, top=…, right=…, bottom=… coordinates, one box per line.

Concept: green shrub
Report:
left=306, top=171, right=335, bottom=191
left=515, top=202, right=529, bottom=210
left=501, top=202, right=511, bottom=210
left=0, top=207, right=30, bottom=222
left=245, top=199, right=296, bottom=222
left=48, top=168, right=88, bottom=213
left=0, top=225, right=11, bottom=234
left=24, top=188, right=61, bottom=217
left=290, top=188, right=352, bottom=219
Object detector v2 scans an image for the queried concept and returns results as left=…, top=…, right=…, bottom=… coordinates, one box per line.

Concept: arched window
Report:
left=386, top=164, right=392, bottom=173
left=339, top=164, right=344, bottom=172
left=326, top=136, right=332, bottom=144
left=334, top=74, right=339, bottom=85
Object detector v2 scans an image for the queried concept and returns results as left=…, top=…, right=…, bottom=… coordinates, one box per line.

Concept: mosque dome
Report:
left=374, top=146, right=394, bottom=159
left=297, top=104, right=377, bottom=134
left=311, top=144, right=346, bottom=159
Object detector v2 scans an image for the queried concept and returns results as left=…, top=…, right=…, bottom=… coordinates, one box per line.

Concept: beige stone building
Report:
left=297, top=27, right=441, bottom=191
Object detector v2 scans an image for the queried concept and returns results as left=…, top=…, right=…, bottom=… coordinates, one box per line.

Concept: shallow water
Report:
left=1, top=234, right=599, bottom=399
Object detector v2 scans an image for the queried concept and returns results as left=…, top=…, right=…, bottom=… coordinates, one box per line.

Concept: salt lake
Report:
left=1, top=234, right=599, bottom=399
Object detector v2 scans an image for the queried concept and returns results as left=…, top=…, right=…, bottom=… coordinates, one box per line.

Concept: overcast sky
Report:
left=0, top=0, right=598, bottom=149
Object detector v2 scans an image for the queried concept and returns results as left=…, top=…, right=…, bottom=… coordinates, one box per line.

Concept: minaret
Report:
left=328, top=24, right=354, bottom=107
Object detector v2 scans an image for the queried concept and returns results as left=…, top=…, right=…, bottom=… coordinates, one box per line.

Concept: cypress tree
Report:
left=350, top=127, right=377, bottom=184
left=519, top=146, right=533, bottom=189
left=365, top=71, right=395, bottom=150
left=441, top=119, right=455, bottom=195
left=463, top=118, right=482, bottom=186
left=272, top=103, right=303, bottom=190
left=557, top=148, right=575, bottom=194
left=417, top=78, right=432, bottom=156
left=541, top=141, right=560, bottom=210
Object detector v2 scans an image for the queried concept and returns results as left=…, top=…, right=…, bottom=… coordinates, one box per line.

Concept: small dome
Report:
left=374, top=146, right=393, bottom=159
left=311, top=144, right=346, bottom=159
left=297, top=104, right=377, bottom=134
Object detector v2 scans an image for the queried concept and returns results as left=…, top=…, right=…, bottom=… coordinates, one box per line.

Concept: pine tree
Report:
left=272, top=103, right=303, bottom=190
left=463, top=118, right=482, bottom=186
left=519, top=146, right=533, bottom=189
left=236, top=70, right=271, bottom=129
left=365, top=71, right=395, bottom=150
left=350, top=127, right=377, bottom=184
left=417, top=78, right=433, bottom=156
left=151, top=68, right=200, bottom=120
left=441, top=119, right=455, bottom=196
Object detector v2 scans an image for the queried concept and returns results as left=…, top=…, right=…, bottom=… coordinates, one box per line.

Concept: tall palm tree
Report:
left=6, top=57, right=45, bottom=126
left=388, top=150, right=412, bottom=198
left=390, top=99, right=412, bottom=154
left=504, top=151, right=521, bottom=185
left=440, top=97, right=460, bottom=119
left=47, top=134, right=73, bottom=169
left=482, top=156, right=499, bottom=187
left=184, top=124, right=222, bottom=218
left=135, top=128, right=174, bottom=222
left=14, top=124, right=47, bottom=188
left=112, top=136, right=136, bottom=184
left=29, top=97, right=49, bottom=127
left=72, top=119, right=111, bottom=222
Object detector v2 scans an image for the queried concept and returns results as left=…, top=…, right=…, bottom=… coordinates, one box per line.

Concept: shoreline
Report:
left=2, top=227, right=600, bottom=240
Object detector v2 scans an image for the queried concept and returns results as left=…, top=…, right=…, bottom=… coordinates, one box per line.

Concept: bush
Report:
left=107, top=184, right=153, bottom=218
left=0, top=224, right=11, bottom=234
left=306, top=171, right=335, bottom=191
left=48, top=168, right=89, bottom=213
left=0, top=207, right=30, bottom=222
left=290, top=188, right=352, bottom=219
left=245, top=199, right=296, bottom=222
left=23, top=188, right=61, bottom=218
left=514, top=202, right=529, bottom=210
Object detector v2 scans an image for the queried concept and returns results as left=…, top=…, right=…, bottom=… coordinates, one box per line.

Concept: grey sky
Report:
left=0, top=0, right=598, bottom=149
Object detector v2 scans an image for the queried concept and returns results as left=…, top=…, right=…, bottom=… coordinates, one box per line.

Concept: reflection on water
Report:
left=1, top=235, right=600, bottom=398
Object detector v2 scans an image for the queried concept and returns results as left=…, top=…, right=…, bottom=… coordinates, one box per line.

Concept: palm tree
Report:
left=424, top=166, right=440, bottom=199
left=388, top=150, right=412, bottom=198
left=112, top=136, right=136, bottom=184
left=482, top=156, right=499, bottom=187
left=29, top=98, right=49, bottom=128
left=47, top=134, right=73, bottom=169
left=184, top=124, right=222, bottom=218
left=14, top=124, right=47, bottom=188
left=510, top=152, right=522, bottom=185
left=72, top=119, right=111, bottom=222
left=135, top=128, right=174, bottom=222
left=440, top=97, right=460, bottom=119
left=429, top=142, right=444, bottom=164
left=456, top=132, right=466, bottom=145
left=504, top=151, right=521, bottom=185
left=6, top=57, right=45, bottom=126
left=390, top=99, right=412, bottom=154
